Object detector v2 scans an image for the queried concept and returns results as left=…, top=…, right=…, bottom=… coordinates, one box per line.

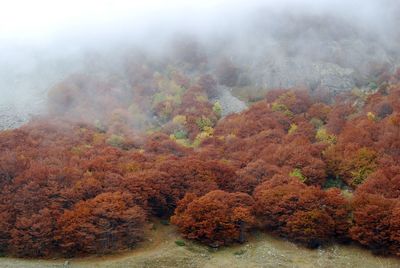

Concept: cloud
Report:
left=0, top=0, right=399, bottom=110
left=0, top=0, right=398, bottom=46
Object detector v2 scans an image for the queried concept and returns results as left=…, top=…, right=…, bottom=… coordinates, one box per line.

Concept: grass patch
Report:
left=233, top=249, right=246, bottom=256
left=175, top=240, right=186, bottom=247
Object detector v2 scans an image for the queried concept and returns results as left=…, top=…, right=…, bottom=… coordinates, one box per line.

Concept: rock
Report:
left=0, top=96, right=45, bottom=131
left=245, top=57, right=356, bottom=93
left=211, top=86, right=247, bottom=117
left=0, top=104, right=30, bottom=131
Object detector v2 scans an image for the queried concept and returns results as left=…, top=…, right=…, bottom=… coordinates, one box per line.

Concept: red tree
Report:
left=57, top=192, right=146, bottom=255
left=171, top=190, right=255, bottom=246
left=254, top=175, right=350, bottom=247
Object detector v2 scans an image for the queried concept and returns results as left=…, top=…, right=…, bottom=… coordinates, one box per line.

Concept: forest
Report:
left=0, top=45, right=399, bottom=259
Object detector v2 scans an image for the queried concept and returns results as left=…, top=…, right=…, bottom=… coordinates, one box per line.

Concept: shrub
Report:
left=324, top=146, right=377, bottom=187
left=172, top=115, right=187, bottom=125
left=290, top=168, right=306, bottom=182
left=171, top=191, right=255, bottom=247
left=174, top=130, right=188, bottom=140
left=271, top=102, right=293, bottom=117
left=57, top=192, right=146, bottom=255
left=316, top=128, right=336, bottom=144
left=213, top=101, right=222, bottom=118
left=10, top=208, right=59, bottom=257
left=106, top=134, right=125, bottom=148
left=350, top=193, right=394, bottom=255
left=193, top=127, right=214, bottom=147
left=254, top=176, right=351, bottom=246
left=284, top=209, right=335, bottom=248
left=288, top=123, right=298, bottom=135
left=196, top=116, right=213, bottom=131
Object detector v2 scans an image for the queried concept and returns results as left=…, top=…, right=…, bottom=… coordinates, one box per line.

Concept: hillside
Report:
left=1, top=1, right=400, bottom=265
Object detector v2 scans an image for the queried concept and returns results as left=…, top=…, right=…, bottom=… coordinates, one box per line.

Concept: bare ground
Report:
left=1, top=221, right=399, bottom=268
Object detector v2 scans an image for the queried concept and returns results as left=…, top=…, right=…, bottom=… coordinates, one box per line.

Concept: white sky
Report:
left=0, top=0, right=397, bottom=107
left=0, top=0, right=250, bottom=41
left=0, top=0, right=396, bottom=48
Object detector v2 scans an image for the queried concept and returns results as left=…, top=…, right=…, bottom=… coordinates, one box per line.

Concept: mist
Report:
left=0, top=0, right=399, bottom=129
left=2, top=2, right=400, bottom=261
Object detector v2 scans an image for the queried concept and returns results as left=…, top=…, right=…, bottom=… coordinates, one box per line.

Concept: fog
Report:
left=0, top=0, right=399, bottom=128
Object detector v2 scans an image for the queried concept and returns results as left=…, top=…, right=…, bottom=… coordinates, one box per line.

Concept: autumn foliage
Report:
left=171, top=190, right=255, bottom=246
left=253, top=175, right=350, bottom=247
left=57, top=192, right=146, bottom=256
left=1, top=62, right=400, bottom=258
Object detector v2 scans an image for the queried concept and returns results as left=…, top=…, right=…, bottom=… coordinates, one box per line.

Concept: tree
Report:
left=324, top=145, right=378, bottom=187
left=284, top=209, right=335, bottom=248
left=10, top=208, right=59, bottom=257
left=389, top=202, right=400, bottom=256
left=57, top=192, right=146, bottom=255
left=253, top=175, right=350, bottom=247
left=155, top=157, right=219, bottom=208
left=171, top=190, right=255, bottom=246
left=0, top=208, right=12, bottom=254
left=261, top=137, right=327, bottom=186
left=350, top=193, right=394, bottom=255
left=356, top=166, right=400, bottom=199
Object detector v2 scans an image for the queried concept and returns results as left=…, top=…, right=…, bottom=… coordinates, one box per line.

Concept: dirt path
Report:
left=1, top=221, right=400, bottom=268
